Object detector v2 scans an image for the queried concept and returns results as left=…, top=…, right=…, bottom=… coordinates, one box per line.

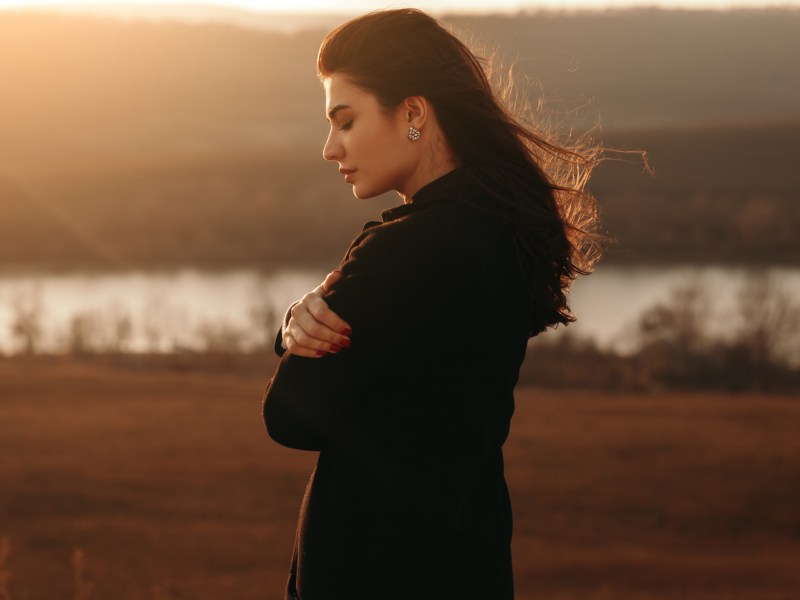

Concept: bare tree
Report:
left=67, top=312, right=102, bottom=355
left=249, top=300, right=279, bottom=351
left=104, top=304, right=133, bottom=353
left=141, top=295, right=185, bottom=353
left=731, top=272, right=800, bottom=390
left=195, top=319, right=247, bottom=354
left=9, top=287, right=44, bottom=355
left=635, top=279, right=713, bottom=388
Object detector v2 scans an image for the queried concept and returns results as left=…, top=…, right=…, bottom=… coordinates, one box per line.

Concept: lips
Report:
left=339, top=168, right=356, bottom=183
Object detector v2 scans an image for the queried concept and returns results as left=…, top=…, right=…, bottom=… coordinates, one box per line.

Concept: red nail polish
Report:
left=342, top=327, right=352, bottom=336
left=339, top=338, right=351, bottom=348
left=316, top=350, right=325, bottom=356
left=331, top=345, right=341, bottom=352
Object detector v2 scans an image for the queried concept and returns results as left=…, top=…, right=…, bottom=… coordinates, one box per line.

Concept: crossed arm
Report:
left=277, top=269, right=353, bottom=358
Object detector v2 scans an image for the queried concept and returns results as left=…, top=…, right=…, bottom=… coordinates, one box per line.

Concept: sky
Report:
left=2, top=0, right=800, bottom=14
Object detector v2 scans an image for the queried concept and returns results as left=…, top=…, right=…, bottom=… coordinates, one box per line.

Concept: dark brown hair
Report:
left=318, top=8, right=605, bottom=335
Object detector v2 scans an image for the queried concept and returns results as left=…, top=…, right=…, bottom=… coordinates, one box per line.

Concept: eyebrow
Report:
left=327, top=104, right=351, bottom=121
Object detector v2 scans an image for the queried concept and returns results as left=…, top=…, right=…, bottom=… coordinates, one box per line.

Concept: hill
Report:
left=1, top=8, right=799, bottom=177
left=1, top=9, right=799, bottom=268
left=1, top=119, right=798, bottom=270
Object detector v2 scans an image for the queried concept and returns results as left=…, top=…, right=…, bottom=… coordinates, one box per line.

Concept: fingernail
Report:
left=339, top=338, right=351, bottom=348
left=330, top=345, right=341, bottom=353
left=316, top=350, right=325, bottom=356
left=342, top=327, right=352, bottom=336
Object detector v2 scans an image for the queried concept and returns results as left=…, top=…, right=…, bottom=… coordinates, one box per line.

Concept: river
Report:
left=1, top=265, right=798, bottom=355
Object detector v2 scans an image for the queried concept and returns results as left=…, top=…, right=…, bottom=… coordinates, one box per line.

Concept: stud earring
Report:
left=408, top=126, right=421, bottom=141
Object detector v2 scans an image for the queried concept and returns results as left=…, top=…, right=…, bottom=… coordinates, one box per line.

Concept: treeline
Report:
left=1, top=119, right=798, bottom=270
left=520, top=273, right=800, bottom=394
left=591, top=121, right=800, bottom=265
left=1, top=8, right=799, bottom=269
left=6, top=274, right=800, bottom=394
left=0, top=153, right=384, bottom=270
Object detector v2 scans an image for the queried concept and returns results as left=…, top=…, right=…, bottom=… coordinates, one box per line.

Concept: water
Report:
left=1, top=265, right=798, bottom=355
left=0, top=268, right=325, bottom=353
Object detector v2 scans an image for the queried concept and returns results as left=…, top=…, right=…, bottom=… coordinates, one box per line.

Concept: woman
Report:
left=263, top=8, right=601, bottom=599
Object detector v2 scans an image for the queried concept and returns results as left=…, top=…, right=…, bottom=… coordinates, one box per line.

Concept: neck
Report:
left=399, top=157, right=460, bottom=204
left=398, top=124, right=460, bottom=203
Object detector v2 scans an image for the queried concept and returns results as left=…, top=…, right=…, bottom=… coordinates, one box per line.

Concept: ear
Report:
left=400, top=95, right=429, bottom=129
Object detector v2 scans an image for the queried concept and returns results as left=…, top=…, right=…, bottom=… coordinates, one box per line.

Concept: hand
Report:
left=282, top=270, right=352, bottom=358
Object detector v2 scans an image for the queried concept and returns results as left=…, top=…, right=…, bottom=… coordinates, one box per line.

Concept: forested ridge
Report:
left=1, top=8, right=798, bottom=269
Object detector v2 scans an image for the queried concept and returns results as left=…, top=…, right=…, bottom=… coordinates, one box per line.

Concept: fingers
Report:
left=283, top=331, right=329, bottom=358
left=307, top=295, right=352, bottom=339
left=282, top=290, right=352, bottom=358
left=283, top=323, right=347, bottom=358
left=320, top=269, right=343, bottom=293
left=317, top=270, right=352, bottom=335
left=295, top=294, right=350, bottom=343
left=312, top=269, right=343, bottom=296
left=309, top=270, right=352, bottom=335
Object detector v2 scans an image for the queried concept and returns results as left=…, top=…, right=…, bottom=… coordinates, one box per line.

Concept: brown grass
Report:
left=1, top=356, right=798, bottom=599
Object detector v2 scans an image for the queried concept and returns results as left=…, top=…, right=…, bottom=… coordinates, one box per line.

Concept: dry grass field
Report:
left=1, top=356, right=799, bottom=599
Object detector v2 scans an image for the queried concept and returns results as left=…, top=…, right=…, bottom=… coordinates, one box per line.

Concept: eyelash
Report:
left=340, top=120, right=353, bottom=131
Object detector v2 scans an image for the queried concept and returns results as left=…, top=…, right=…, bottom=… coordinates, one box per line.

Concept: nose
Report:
left=322, top=129, right=341, bottom=162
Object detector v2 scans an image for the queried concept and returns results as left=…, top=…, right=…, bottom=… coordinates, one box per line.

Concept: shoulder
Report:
left=352, top=196, right=509, bottom=269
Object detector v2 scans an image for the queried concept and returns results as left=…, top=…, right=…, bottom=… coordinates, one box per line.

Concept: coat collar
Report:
left=379, top=167, right=469, bottom=223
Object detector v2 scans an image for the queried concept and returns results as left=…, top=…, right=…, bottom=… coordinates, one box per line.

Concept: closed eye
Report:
left=340, top=120, right=353, bottom=131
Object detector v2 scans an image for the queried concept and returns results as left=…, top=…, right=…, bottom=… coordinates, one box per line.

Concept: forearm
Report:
left=263, top=347, right=365, bottom=451
left=263, top=369, right=327, bottom=451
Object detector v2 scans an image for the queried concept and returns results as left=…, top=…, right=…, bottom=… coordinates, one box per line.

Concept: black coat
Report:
left=263, top=167, right=533, bottom=600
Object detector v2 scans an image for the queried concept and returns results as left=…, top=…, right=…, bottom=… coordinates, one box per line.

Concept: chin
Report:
left=351, top=183, right=386, bottom=200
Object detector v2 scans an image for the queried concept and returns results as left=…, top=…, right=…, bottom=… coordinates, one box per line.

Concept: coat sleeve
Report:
left=262, top=220, right=471, bottom=451
left=272, top=301, right=300, bottom=358
left=271, top=222, right=380, bottom=360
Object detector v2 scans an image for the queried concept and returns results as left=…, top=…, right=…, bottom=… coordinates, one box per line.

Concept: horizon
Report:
left=3, top=1, right=799, bottom=35
left=3, top=0, right=800, bottom=17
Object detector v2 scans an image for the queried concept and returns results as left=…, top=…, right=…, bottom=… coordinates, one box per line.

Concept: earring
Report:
left=408, top=126, right=421, bottom=141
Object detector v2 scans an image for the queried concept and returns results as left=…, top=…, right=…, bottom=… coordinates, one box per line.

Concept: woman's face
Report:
left=322, top=73, right=417, bottom=199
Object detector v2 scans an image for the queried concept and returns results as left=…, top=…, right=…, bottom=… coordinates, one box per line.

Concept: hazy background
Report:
left=2, top=4, right=800, bottom=355
left=2, top=5, right=800, bottom=269
left=1, top=2, right=799, bottom=599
